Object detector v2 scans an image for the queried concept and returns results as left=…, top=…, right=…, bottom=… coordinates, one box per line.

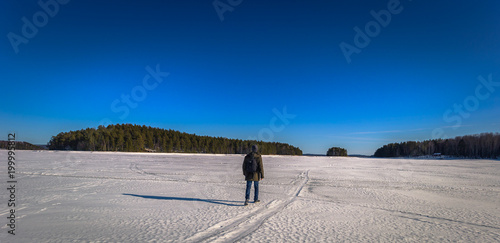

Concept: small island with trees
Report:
left=327, top=147, right=348, bottom=156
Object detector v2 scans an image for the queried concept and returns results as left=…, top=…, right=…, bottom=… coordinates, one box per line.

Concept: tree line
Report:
left=48, top=124, right=303, bottom=155
left=0, top=141, right=44, bottom=150
left=327, top=147, right=348, bottom=156
left=374, top=133, right=500, bottom=158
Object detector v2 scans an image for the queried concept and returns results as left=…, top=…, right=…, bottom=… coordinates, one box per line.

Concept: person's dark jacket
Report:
left=242, top=152, right=264, bottom=181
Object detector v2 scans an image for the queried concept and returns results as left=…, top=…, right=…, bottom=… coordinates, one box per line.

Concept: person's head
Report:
left=252, top=144, right=258, bottom=152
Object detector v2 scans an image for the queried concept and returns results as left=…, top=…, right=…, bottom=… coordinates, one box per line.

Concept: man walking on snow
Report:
left=242, top=145, right=264, bottom=206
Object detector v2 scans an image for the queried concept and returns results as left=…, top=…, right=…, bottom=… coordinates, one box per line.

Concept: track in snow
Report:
left=184, top=170, right=310, bottom=243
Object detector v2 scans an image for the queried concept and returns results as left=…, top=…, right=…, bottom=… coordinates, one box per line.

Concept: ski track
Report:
left=185, top=170, right=310, bottom=243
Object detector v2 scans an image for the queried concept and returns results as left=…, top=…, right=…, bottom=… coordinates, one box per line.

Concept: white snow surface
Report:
left=1, top=150, right=499, bottom=242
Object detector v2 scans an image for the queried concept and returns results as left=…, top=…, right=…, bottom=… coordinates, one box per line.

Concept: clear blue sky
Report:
left=1, top=0, right=499, bottom=155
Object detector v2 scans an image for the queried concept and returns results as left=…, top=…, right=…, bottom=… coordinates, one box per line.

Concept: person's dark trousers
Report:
left=245, top=181, right=259, bottom=201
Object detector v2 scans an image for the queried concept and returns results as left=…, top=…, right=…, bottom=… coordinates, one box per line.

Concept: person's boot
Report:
left=244, top=199, right=249, bottom=206
left=254, top=200, right=260, bottom=203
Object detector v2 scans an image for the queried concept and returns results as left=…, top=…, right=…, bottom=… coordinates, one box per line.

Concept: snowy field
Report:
left=1, top=150, right=499, bottom=242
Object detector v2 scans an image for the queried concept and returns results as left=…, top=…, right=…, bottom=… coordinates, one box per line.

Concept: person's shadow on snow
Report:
left=123, top=193, right=244, bottom=207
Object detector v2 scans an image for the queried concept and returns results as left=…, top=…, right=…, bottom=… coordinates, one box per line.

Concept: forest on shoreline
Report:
left=48, top=124, right=303, bottom=155
left=4, top=125, right=500, bottom=159
left=0, top=141, right=44, bottom=150
left=374, top=133, right=500, bottom=159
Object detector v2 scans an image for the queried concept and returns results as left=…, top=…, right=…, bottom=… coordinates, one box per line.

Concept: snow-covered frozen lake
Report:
left=1, top=150, right=499, bottom=242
